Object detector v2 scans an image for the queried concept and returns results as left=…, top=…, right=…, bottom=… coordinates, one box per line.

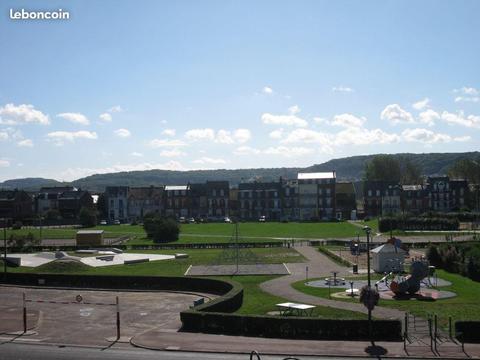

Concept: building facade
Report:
left=297, top=172, right=336, bottom=221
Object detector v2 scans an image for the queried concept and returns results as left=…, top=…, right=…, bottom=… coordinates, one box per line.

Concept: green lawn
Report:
left=292, top=270, right=480, bottom=327
left=6, top=222, right=365, bottom=244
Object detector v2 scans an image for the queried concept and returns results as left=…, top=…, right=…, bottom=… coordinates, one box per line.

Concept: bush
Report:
left=12, top=221, right=22, bottom=230
left=427, top=242, right=480, bottom=282
left=8, top=232, right=39, bottom=250
left=143, top=215, right=180, bottom=243
left=79, top=207, right=97, bottom=227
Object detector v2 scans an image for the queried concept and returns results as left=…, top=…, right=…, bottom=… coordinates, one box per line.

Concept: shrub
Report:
left=79, top=207, right=97, bottom=227
left=12, top=221, right=22, bottom=230
left=143, top=215, right=180, bottom=243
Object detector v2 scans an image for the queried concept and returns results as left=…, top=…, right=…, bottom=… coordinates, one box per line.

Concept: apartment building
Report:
left=297, top=172, right=336, bottom=220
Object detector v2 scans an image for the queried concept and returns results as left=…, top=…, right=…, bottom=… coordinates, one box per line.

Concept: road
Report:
left=0, top=343, right=380, bottom=360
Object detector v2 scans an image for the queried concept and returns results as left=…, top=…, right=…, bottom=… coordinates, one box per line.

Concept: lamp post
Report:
left=363, top=225, right=372, bottom=342
left=2, top=218, right=7, bottom=279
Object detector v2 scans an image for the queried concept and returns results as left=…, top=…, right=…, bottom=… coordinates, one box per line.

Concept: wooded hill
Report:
left=1, top=151, right=478, bottom=192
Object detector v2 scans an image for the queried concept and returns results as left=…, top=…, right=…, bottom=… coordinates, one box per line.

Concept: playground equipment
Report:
left=390, top=260, right=429, bottom=295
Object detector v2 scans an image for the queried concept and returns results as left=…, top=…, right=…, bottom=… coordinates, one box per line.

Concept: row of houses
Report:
left=363, top=176, right=473, bottom=216
left=0, top=172, right=478, bottom=223
left=105, top=172, right=354, bottom=222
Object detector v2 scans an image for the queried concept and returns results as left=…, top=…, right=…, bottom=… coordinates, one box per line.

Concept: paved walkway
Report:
left=260, top=245, right=405, bottom=319
left=132, top=329, right=479, bottom=358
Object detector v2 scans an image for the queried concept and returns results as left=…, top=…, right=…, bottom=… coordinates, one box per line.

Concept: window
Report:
left=376, top=190, right=380, bottom=196
left=368, top=190, right=372, bottom=196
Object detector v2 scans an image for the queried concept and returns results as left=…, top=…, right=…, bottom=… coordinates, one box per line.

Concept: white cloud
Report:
left=288, top=105, right=301, bottom=115
left=108, top=105, right=123, bottom=113
left=262, top=106, right=308, bottom=127
left=184, top=128, right=251, bottom=144
left=185, top=128, right=215, bottom=141
left=147, top=138, right=188, bottom=148
left=233, top=146, right=261, bottom=156
left=418, top=109, right=440, bottom=127
left=334, top=127, right=400, bottom=146
left=233, top=129, right=251, bottom=143
left=192, top=157, right=227, bottom=165
left=332, top=86, right=355, bottom=93
left=264, top=146, right=314, bottom=158
left=57, top=112, right=90, bottom=125
left=412, top=98, right=430, bottom=110
left=99, top=113, right=112, bottom=122
left=262, top=86, right=274, bottom=94
left=453, top=87, right=480, bottom=103
left=0, top=103, right=50, bottom=125
left=17, top=139, right=33, bottom=147
left=441, top=111, right=480, bottom=129
left=160, top=149, right=186, bottom=157
left=282, top=128, right=331, bottom=144
left=215, top=129, right=235, bottom=144
left=0, top=131, right=8, bottom=140
left=381, top=104, right=415, bottom=124
left=401, top=128, right=469, bottom=144
left=0, top=159, right=10, bottom=167
left=47, top=130, right=98, bottom=145
left=130, top=152, right=143, bottom=157
left=269, top=128, right=284, bottom=140
left=162, top=129, right=176, bottom=137
left=114, top=128, right=131, bottom=138
left=330, top=113, right=366, bottom=128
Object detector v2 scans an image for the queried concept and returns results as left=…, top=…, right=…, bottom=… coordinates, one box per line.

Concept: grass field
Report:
left=292, top=269, right=480, bottom=327
left=5, top=221, right=364, bottom=244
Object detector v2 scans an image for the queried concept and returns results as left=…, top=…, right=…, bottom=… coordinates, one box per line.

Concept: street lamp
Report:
left=363, top=225, right=373, bottom=342
left=1, top=218, right=8, bottom=279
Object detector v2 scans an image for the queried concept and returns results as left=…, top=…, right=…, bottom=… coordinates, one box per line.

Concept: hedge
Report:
left=180, top=311, right=402, bottom=341
left=379, top=216, right=459, bottom=232
left=456, top=321, right=480, bottom=343
left=318, top=246, right=352, bottom=267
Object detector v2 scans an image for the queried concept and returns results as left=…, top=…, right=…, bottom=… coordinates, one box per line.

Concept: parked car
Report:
left=224, top=217, right=232, bottom=223
left=188, top=217, right=196, bottom=223
left=113, top=220, right=120, bottom=225
left=178, top=217, right=186, bottom=223
left=100, top=220, right=107, bottom=225
left=259, top=215, right=266, bottom=222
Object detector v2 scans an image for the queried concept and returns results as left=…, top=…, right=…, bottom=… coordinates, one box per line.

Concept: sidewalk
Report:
left=131, top=329, right=480, bottom=358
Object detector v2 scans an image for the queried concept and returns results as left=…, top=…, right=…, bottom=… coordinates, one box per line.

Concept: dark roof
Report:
left=239, top=181, right=281, bottom=191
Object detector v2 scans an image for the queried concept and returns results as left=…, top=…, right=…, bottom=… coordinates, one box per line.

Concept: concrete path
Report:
left=132, top=328, right=479, bottom=358
left=260, top=245, right=405, bottom=320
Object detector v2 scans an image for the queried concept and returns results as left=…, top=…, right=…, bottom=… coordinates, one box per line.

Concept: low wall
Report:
left=180, top=311, right=402, bottom=341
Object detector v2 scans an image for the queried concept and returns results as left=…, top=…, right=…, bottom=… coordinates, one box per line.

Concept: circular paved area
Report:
left=0, top=286, right=210, bottom=346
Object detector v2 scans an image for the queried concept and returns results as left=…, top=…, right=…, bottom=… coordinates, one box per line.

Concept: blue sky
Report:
left=0, top=0, right=479, bottom=181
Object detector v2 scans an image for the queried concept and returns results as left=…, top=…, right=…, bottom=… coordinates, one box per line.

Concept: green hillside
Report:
left=1, top=151, right=478, bottom=192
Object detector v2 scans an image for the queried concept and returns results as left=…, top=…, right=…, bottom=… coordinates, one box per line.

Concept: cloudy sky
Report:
left=0, top=0, right=479, bottom=182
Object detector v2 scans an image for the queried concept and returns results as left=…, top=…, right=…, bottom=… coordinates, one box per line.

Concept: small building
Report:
left=76, top=230, right=105, bottom=246
left=371, top=243, right=406, bottom=273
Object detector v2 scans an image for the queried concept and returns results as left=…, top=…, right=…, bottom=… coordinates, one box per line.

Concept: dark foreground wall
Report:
left=180, top=311, right=402, bottom=341
left=456, top=321, right=480, bottom=343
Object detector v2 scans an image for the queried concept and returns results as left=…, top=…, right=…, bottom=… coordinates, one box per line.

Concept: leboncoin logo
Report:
left=9, top=8, right=70, bottom=20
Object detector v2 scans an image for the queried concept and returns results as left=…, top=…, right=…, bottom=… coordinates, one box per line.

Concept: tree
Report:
left=400, top=158, right=423, bottom=184
left=79, top=206, right=97, bottom=227
left=363, top=155, right=401, bottom=182
left=448, top=158, right=480, bottom=184
left=143, top=215, right=179, bottom=243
